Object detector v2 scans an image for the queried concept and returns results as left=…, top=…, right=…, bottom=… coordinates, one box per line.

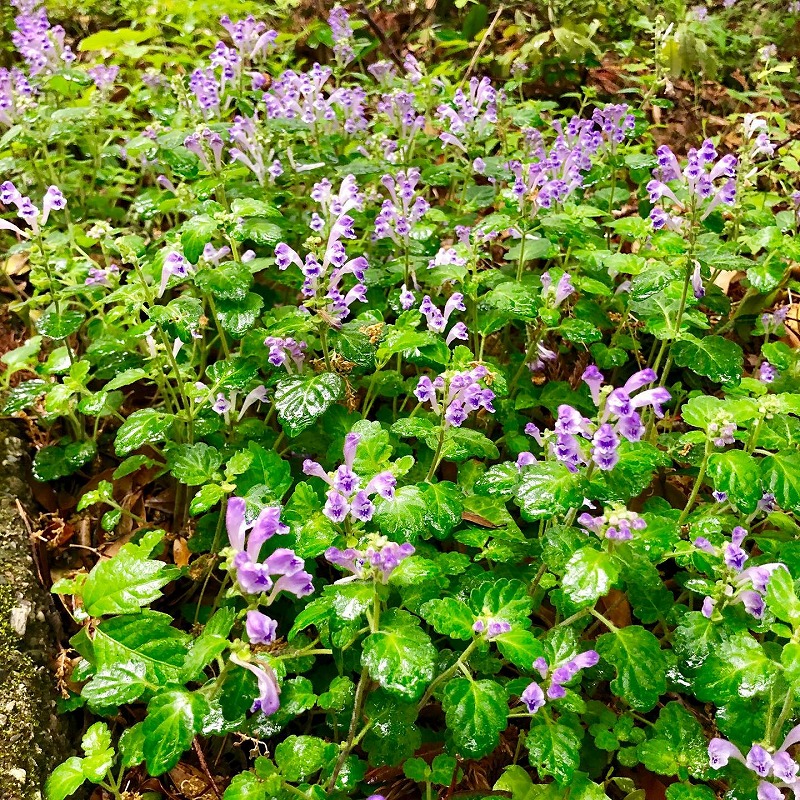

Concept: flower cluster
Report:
left=419, top=293, right=468, bottom=345
left=374, top=168, right=430, bottom=247
left=583, top=366, right=671, bottom=444
left=11, top=0, right=75, bottom=76
left=275, top=175, right=369, bottom=326
left=694, top=527, right=785, bottom=620
left=709, top=727, right=800, bottom=800
left=415, top=366, right=495, bottom=427
left=521, top=651, right=600, bottom=713
left=264, top=336, right=306, bottom=371
left=326, top=539, right=415, bottom=583
left=0, top=181, right=66, bottom=237
left=328, top=5, right=355, bottom=66
left=509, top=116, right=602, bottom=216
left=0, top=68, right=33, bottom=127
left=229, top=114, right=282, bottom=185
left=303, top=432, right=396, bottom=524
left=578, top=504, right=647, bottom=541
left=521, top=368, right=670, bottom=473
left=226, top=497, right=314, bottom=599
left=437, top=76, right=498, bottom=152
left=264, top=65, right=367, bottom=135
left=648, top=140, right=738, bottom=230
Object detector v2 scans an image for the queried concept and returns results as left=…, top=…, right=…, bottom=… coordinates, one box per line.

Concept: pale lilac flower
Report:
left=415, top=366, right=495, bottom=428
left=759, top=362, right=777, bottom=383
left=264, top=337, right=306, bottom=372
left=158, top=251, right=191, bottom=297
left=246, top=610, right=278, bottom=644
left=226, top=497, right=312, bottom=600
left=326, top=541, right=414, bottom=583
left=230, top=653, right=280, bottom=715
left=88, top=64, right=119, bottom=91
left=303, top=433, right=396, bottom=525
left=578, top=504, right=646, bottom=541
left=237, top=385, right=268, bottom=420
left=521, top=651, right=599, bottom=712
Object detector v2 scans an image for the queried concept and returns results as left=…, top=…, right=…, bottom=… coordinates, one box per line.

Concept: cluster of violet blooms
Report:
left=374, top=167, right=430, bottom=249
left=302, top=432, right=397, bottom=525
left=578, top=504, right=647, bottom=541
left=223, top=497, right=315, bottom=716
left=415, top=366, right=496, bottom=428
left=225, top=496, right=314, bottom=600
left=325, top=540, right=415, bottom=584
left=694, top=526, right=786, bottom=620
left=508, top=106, right=634, bottom=221
left=10, top=0, right=74, bottom=77
left=519, top=367, right=671, bottom=473
left=521, top=651, right=600, bottom=714
left=275, top=174, right=368, bottom=326
left=709, top=727, right=800, bottom=800
left=647, top=139, right=738, bottom=230
left=0, top=181, right=66, bottom=237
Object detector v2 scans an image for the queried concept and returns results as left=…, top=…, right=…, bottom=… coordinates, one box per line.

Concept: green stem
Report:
left=677, top=438, right=713, bottom=526
left=425, top=423, right=447, bottom=482
left=417, top=638, right=480, bottom=711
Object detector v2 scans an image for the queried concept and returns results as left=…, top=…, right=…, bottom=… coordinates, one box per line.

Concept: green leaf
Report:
left=526, top=722, right=582, bottom=785
left=80, top=722, right=115, bottom=782
left=442, top=678, right=509, bottom=759
left=561, top=547, right=621, bottom=607
left=707, top=451, right=761, bottom=514
left=118, top=723, right=146, bottom=769
left=637, top=702, right=709, bottom=779
left=86, top=611, right=190, bottom=685
left=274, top=736, right=331, bottom=781
left=167, top=442, right=222, bottom=486
left=115, top=409, right=174, bottom=456
left=190, top=483, right=225, bottom=515
left=274, top=373, right=344, bottom=437
left=33, top=440, right=97, bottom=481
left=239, top=218, right=283, bottom=246
left=665, top=784, right=716, bottom=800
left=82, top=536, right=178, bottom=616
left=515, top=462, right=585, bottom=520
left=761, top=450, right=800, bottom=513
left=469, top=578, right=534, bottom=626
left=142, top=689, right=209, bottom=775
left=236, top=442, right=293, bottom=499
left=45, top=757, right=86, bottom=800
left=419, top=482, right=463, bottom=539
left=217, top=292, right=264, bottom=337
left=672, top=335, right=743, bottom=384
left=36, top=307, right=85, bottom=340
left=494, top=629, right=546, bottom=671
left=766, top=567, right=800, bottom=625
left=195, top=261, right=253, bottom=300
left=374, top=485, right=428, bottom=539
left=597, top=626, right=666, bottom=711
left=693, top=633, right=776, bottom=703
left=361, top=609, right=437, bottom=701
left=222, top=772, right=267, bottom=800
left=441, top=427, right=500, bottom=461
left=420, top=598, right=475, bottom=640
left=363, top=691, right=422, bottom=767
left=82, top=661, right=149, bottom=709
left=181, top=215, right=219, bottom=263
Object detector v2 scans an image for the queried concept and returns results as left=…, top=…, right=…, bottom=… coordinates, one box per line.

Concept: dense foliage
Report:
left=2, top=1, right=800, bottom=799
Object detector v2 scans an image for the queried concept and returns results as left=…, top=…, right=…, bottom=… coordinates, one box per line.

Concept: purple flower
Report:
left=230, top=653, right=280, bottom=715
left=246, top=610, right=278, bottom=644
left=158, top=251, right=191, bottom=297
left=521, top=682, right=546, bottom=714
left=326, top=541, right=414, bottom=583
left=225, top=497, right=310, bottom=600
left=579, top=504, right=645, bottom=541
left=591, top=424, right=620, bottom=471
left=415, top=367, right=495, bottom=428
left=88, top=64, right=119, bottom=91
left=759, top=361, right=778, bottom=383
left=303, top=432, right=396, bottom=525
left=264, top=337, right=306, bottom=372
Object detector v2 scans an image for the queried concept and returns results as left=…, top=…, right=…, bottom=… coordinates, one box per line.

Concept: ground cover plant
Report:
left=2, top=1, right=800, bottom=799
